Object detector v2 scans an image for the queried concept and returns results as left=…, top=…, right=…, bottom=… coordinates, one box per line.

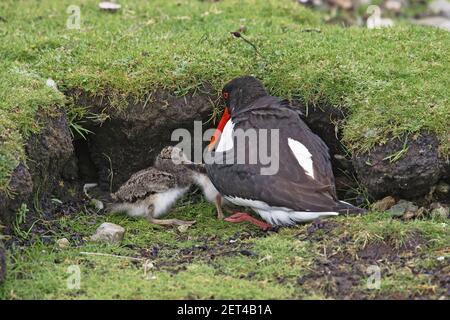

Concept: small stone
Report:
left=46, top=78, right=58, bottom=90
left=372, top=196, right=396, bottom=211
left=403, top=212, right=415, bottom=220
left=177, top=224, right=190, bottom=233
left=99, top=1, right=121, bottom=11
left=388, top=200, right=417, bottom=217
left=385, top=0, right=403, bottom=12
left=436, top=181, right=450, bottom=194
left=430, top=203, right=449, bottom=219
left=57, top=238, right=70, bottom=249
left=90, top=222, right=125, bottom=244
left=89, top=198, right=104, bottom=211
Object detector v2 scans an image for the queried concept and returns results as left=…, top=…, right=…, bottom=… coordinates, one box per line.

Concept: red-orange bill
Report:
left=208, top=107, right=230, bottom=150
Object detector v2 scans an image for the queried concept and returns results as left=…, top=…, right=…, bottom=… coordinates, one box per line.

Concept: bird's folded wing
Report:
left=113, top=168, right=177, bottom=202
left=227, top=100, right=338, bottom=211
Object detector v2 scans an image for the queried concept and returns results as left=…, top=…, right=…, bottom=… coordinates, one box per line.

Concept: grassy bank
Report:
left=0, top=0, right=449, bottom=192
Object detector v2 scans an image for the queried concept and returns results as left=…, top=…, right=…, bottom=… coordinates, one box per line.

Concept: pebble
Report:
left=57, top=238, right=70, bottom=249
left=430, top=203, right=449, bottom=219
left=90, top=222, right=125, bottom=244
left=46, top=78, right=58, bottom=91
left=372, top=196, right=396, bottom=211
left=387, top=200, right=417, bottom=217
left=89, top=198, right=104, bottom=211
left=99, top=2, right=121, bottom=11
left=435, top=181, right=450, bottom=194
left=177, top=225, right=190, bottom=233
left=403, top=212, right=415, bottom=220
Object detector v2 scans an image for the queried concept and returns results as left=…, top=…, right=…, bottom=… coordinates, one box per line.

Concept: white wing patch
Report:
left=215, top=120, right=235, bottom=152
left=287, top=138, right=314, bottom=179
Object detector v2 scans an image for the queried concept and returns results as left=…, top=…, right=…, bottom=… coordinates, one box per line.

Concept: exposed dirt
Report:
left=2, top=87, right=447, bottom=232
left=136, top=231, right=262, bottom=274
left=296, top=227, right=443, bottom=299
left=69, top=86, right=216, bottom=190
left=353, top=133, right=447, bottom=200
left=0, top=164, right=33, bottom=226
left=0, top=111, right=76, bottom=228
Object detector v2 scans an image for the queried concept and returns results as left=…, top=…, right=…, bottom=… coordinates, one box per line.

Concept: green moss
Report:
left=0, top=0, right=449, bottom=191
left=0, top=61, right=65, bottom=192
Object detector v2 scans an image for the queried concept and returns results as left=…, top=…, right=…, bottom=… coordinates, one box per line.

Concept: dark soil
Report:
left=70, top=85, right=216, bottom=190
left=296, top=229, right=441, bottom=299
left=0, top=110, right=76, bottom=228
left=134, top=231, right=263, bottom=274
left=353, top=133, right=447, bottom=200
left=0, top=88, right=446, bottom=262
left=0, top=164, right=33, bottom=226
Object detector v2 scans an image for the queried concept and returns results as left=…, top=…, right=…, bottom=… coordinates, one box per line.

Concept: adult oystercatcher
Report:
left=206, top=76, right=365, bottom=229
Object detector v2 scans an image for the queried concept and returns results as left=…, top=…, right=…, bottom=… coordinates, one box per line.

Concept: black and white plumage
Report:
left=206, top=76, right=365, bottom=227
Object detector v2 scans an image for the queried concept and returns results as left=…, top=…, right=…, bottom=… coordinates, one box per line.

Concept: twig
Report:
left=80, top=251, right=146, bottom=262
left=230, top=31, right=264, bottom=58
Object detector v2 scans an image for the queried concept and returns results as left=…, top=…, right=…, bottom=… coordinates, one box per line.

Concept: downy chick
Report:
left=109, top=147, right=195, bottom=226
left=109, top=146, right=225, bottom=226
left=154, top=146, right=225, bottom=219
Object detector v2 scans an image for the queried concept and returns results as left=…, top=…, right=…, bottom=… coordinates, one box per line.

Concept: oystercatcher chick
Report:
left=206, top=76, right=366, bottom=230
left=110, top=146, right=224, bottom=225
left=154, top=146, right=225, bottom=220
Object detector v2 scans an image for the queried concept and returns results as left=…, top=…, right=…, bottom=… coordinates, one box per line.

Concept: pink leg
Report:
left=224, top=212, right=272, bottom=230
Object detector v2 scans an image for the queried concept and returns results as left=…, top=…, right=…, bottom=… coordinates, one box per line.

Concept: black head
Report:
left=221, top=76, right=268, bottom=114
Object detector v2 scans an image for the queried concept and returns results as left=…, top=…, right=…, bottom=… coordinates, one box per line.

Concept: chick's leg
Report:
left=148, top=217, right=196, bottom=226
left=215, top=194, right=224, bottom=220
left=146, top=204, right=195, bottom=226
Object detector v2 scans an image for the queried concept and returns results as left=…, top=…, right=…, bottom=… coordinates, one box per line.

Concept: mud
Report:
left=136, top=231, right=261, bottom=274
left=296, top=231, right=439, bottom=299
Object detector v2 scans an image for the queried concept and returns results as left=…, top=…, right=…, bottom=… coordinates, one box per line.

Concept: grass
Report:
left=0, top=0, right=449, bottom=192
left=1, top=199, right=448, bottom=299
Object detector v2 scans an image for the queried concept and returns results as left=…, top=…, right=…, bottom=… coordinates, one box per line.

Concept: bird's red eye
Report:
left=222, top=92, right=229, bottom=99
